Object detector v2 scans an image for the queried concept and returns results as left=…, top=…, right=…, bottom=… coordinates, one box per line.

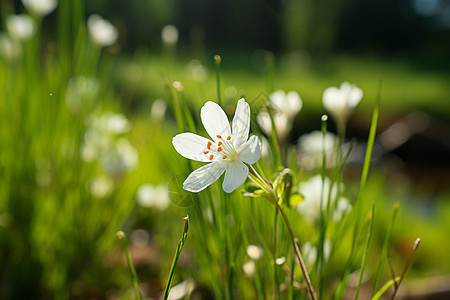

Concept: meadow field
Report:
left=1, top=1, right=450, bottom=299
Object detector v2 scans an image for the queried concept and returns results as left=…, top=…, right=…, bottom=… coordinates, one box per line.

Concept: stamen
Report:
left=216, top=135, right=222, bottom=139
left=218, top=141, right=222, bottom=146
left=218, top=147, right=222, bottom=152
left=207, top=141, right=212, bottom=149
left=227, top=136, right=231, bottom=140
left=222, top=155, right=227, bottom=159
left=209, top=155, right=214, bottom=160
left=204, top=150, right=209, bottom=154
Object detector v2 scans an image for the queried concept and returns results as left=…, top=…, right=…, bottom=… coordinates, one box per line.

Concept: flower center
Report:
left=203, top=135, right=238, bottom=161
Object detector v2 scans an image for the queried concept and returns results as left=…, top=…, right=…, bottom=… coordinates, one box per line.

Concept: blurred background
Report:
left=1, top=0, right=449, bottom=299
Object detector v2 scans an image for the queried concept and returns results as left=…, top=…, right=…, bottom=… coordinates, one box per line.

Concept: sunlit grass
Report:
left=1, top=1, right=450, bottom=299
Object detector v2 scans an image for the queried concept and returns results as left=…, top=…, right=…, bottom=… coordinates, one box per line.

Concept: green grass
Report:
left=1, top=2, right=450, bottom=299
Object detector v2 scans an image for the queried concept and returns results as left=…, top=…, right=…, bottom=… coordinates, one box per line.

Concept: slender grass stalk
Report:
left=164, top=216, right=190, bottom=300
left=116, top=231, right=143, bottom=300
left=214, top=55, right=222, bottom=106
left=389, top=238, right=421, bottom=300
left=335, top=77, right=382, bottom=299
left=317, top=115, right=328, bottom=292
left=354, top=203, right=375, bottom=300
left=276, top=202, right=318, bottom=300
left=266, top=102, right=282, bottom=167
left=371, top=277, right=400, bottom=300
left=273, top=207, right=280, bottom=299
left=247, top=165, right=317, bottom=300
left=166, top=80, right=185, bottom=132
left=371, top=203, right=399, bottom=296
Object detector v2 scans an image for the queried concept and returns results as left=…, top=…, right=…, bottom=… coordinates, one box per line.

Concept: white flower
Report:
left=150, top=99, right=167, bottom=121
left=186, top=59, right=208, bottom=82
left=87, top=14, right=118, bottom=47
left=322, top=82, right=363, bottom=124
left=103, top=138, right=139, bottom=176
left=89, top=176, right=114, bottom=199
left=246, top=245, right=264, bottom=260
left=0, top=33, right=21, bottom=61
left=6, top=15, right=36, bottom=41
left=257, top=90, right=302, bottom=139
left=297, top=130, right=337, bottom=170
left=172, top=98, right=262, bottom=193
left=22, top=0, right=58, bottom=17
left=297, top=175, right=350, bottom=224
left=65, top=76, right=99, bottom=112
left=270, top=90, right=303, bottom=120
left=161, top=24, right=179, bottom=45
left=242, top=261, right=256, bottom=277
left=136, top=184, right=170, bottom=210
left=302, top=240, right=332, bottom=266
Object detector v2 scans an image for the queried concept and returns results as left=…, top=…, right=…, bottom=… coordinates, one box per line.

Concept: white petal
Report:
left=347, top=86, right=363, bottom=108
left=201, top=101, right=231, bottom=142
left=172, top=133, right=212, bottom=162
left=238, top=135, right=262, bottom=165
left=270, top=90, right=285, bottom=112
left=222, top=161, right=248, bottom=193
left=286, top=91, right=303, bottom=117
left=322, top=87, right=342, bottom=111
left=232, top=98, right=250, bottom=147
left=183, top=162, right=225, bottom=192
left=256, top=112, right=272, bottom=136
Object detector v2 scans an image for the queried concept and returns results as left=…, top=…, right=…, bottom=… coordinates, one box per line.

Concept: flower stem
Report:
left=275, top=201, right=318, bottom=300
left=247, top=165, right=317, bottom=300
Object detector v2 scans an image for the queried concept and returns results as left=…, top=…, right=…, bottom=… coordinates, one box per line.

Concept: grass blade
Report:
left=354, top=203, right=375, bottom=299
left=116, top=231, right=143, bottom=300
left=371, top=203, right=399, bottom=296
left=164, top=216, right=190, bottom=300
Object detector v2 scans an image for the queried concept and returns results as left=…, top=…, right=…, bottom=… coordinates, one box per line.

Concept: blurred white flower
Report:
left=101, top=112, right=131, bottom=134
left=297, top=130, right=337, bottom=170
left=297, top=175, right=350, bottom=224
left=87, top=14, right=118, bottom=47
left=168, top=278, right=195, bottom=300
left=6, top=15, right=36, bottom=41
left=161, top=24, right=179, bottom=45
left=242, top=260, right=256, bottom=277
left=65, top=76, right=99, bottom=113
left=257, top=113, right=290, bottom=140
left=270, top=90, right=303, bottom=120
left=22, top=0, right=58, bottom=17
left=89, top=176, right=114, bottom=199
left=81, top=112, right=133, bottom=163
left=302, top=240, right=332, bottom=266
left=246, top=245, right=264, bottom=260
left=257, top=90, right=302, bottom=139
left=186, top=59, right=208, bottom=82
left=136, top=183, right=170, bottom=210
left=0, top=33, right=21, bottom=61
left=322, top=82, right=363, bottom=124
left=103, top=138, right=138, bottom=176
left=150, top=99, right=168, bottom=121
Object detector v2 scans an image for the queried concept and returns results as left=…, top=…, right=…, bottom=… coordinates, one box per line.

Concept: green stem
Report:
left=164, top=216, right=190, bottom=300
left=354, top=203, right=375, bottom=300
left=116, top=231, right=143, bottom=300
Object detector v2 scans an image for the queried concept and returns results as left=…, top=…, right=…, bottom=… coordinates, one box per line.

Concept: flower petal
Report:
left=201, top=101, right=231, bottom=142
left=172, top=133, right=212, bottom=162
left=183, top=162, right=225, bottom=192
left=222, top=161, right=249, bottom=193
left=232, top=98, right=250, bottom=147
left=238, top=135, right=262, bottom=165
